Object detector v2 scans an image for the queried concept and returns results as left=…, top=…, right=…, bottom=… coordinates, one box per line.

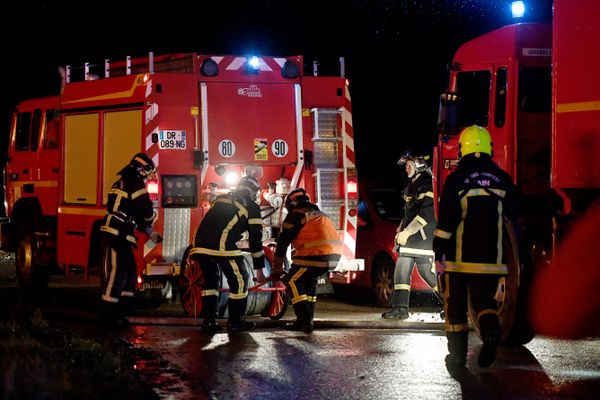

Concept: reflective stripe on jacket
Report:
left=433, top=154, right=517, bottom=275
left=275, top=202, right=342, bottom=268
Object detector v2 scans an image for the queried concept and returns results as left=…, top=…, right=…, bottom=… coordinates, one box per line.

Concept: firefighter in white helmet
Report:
left=189, top=176, right=266, bottom=333
left=98, top=152, right=162, bottom=324
left=433, top=125, right=518, bottom=372
left=381, top=151, right=440, bottom=320
left=270, top=188, right=342, bottom=333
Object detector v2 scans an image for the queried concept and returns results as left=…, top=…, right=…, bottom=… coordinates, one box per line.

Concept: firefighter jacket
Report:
left=100, top=168, right=155, bottom=246
left=189, top=190, right=265, bottom=270
left=397, top=172, right=436, bottom=257
left=275, top=202, right=342, bottom=269
left=433, top=154, right=517, bottom=274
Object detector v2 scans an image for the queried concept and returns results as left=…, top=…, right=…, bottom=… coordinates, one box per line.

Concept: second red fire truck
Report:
left=434, top=0, right=600, bottom=344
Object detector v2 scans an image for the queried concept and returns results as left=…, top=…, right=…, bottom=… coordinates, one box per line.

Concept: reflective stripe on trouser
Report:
left=284, top=265, right=328, bottom=322
left=391, top=255, right=438, bottom=308
left=196, top=254, right=250, bottom=322
left=101, top=236, right=136, bottom=303
left=441, top=271, right=503, bottom=350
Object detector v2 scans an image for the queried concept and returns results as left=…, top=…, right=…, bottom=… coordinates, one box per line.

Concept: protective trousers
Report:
left=100, top=236, right=137, bottom=304
left=284, top=265, right=327, bottom=323
left=198, top=255, right=249, bottom=323
left=440, top=272, right=502, bottom=360
left=389, top=255, right=437, bottom=308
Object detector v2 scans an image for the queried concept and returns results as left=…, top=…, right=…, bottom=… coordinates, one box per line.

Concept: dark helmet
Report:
left=124, top=153, right=155, bottom=178
left=284, top=188, right=311, bottom=211
left=238, top=176, right=261, bottom=200
left=397, top=151, right=431, bottom=175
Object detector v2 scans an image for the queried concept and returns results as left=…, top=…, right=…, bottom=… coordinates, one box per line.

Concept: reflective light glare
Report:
left=147, top=181, right=159, bottom=194
left=347, top=180, right=358, bottom=194
left=225, top=171, right=240, bottom=185
left=248, top=56, right=260, bottom=69
left=512, top=1, right=525, bottom=18
left=137, top=275, right=142, bottom=284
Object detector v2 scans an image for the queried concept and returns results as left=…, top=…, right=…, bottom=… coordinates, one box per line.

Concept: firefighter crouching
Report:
left=99, top=153, right=163, bottom=323
left=433, top=125, right=518, bottom=371
left=269, top=188, right=342, bottom=334
left=189, top=176, right=266, bottom=333
left=382, top=151, right=440, bottom=320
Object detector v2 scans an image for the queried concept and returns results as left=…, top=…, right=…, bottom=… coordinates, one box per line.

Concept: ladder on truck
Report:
left=311, top=108, right=361, bottom=272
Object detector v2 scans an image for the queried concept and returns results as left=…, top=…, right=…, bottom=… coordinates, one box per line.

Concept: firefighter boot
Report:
left=445, top=331, right=468, bottom=373
left=201, top=295, right=222, bottom=333
left=382, top=290, right=409, bottom=319
left=286, top=301, right=313, bottom=333
left=477, top=313, right=501, bottom=368
left=381, top=307, right=409, bottom=320
left=227, top=299, right=255, bottom=332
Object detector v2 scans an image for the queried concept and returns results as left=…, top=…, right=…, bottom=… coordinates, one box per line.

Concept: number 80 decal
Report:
left=218, top=139, right=236, bottom=158
left=271, top=139, right=289, bottom=158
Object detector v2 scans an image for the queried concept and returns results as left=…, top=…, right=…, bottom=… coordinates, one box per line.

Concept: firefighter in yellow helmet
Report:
left=433, top=125, right=518, bottom=371
left=99, top=153, right=162, bottom=324
left=270, top=188, right=342, bottom=333
left=189, top=176, right=266, bottom=333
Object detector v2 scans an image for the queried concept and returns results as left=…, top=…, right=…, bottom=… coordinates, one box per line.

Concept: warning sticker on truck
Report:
left=159, top=130, right=186, bottom=150
left=254, top=138, right=268, bottom=160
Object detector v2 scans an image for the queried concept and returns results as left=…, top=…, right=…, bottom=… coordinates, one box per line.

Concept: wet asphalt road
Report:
left=1, top=252, right=600, bottom=399
left=122, top=325, right=600, bottom=400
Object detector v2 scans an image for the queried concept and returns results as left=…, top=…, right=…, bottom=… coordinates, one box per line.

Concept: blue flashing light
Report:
left=248, top=56, right=260, bottom=69
left=512, top=1, right=525, bottom=19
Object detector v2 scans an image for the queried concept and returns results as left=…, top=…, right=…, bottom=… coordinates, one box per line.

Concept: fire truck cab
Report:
left=1, top=53, right=364, bottom=304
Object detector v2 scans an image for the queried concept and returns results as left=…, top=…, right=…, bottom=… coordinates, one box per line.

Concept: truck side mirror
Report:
left=437, top=92, right=459, bottom=136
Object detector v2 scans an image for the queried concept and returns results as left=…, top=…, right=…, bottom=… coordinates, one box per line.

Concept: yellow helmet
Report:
left=458, top=125, right=492, bottom=157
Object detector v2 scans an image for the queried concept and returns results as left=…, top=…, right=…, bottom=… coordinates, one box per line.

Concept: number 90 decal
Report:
left=271, top=139, right=289, bottom=158
left=218, top=140, right=236, bottom=158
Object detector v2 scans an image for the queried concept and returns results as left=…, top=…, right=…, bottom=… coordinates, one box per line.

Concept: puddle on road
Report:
left=125, top=343, right=211, bottom=400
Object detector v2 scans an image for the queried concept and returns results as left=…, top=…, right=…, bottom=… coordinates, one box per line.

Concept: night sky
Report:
left=3, top=0, right=552, bottom=185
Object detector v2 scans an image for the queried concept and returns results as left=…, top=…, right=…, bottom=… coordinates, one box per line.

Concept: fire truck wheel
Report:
left=468, top=220, right=535, bottom=346
left=15, top=222, right=49, bottom=293
left=179, top=245, right=204, bottom=318
left=372, top=255, right=395, bottom=307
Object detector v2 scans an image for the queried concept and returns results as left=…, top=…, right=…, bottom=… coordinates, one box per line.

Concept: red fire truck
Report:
left=1, top=53, right=363, bottom=315
left=434, top=0, right=600, bottom=344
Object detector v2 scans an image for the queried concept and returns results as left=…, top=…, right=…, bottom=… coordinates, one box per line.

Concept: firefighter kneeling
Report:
left=269, top=188, right=342, bottom=334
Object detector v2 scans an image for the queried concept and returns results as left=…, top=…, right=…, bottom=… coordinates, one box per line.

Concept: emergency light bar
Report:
left=512, top=1, right=525, bottom=18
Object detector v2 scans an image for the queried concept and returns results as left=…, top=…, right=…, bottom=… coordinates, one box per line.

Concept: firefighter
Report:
left=382, top=151, right=439, bottom=320
left=270, top=188, right=342, bottom=334
left=189, top=176, right=266, bottom=333
left=99, top=153, right=162, bottom=323
left=433, top=125, right=517, bottom=371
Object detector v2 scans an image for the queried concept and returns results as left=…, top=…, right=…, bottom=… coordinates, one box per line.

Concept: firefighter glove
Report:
left=150, top=231, right=163, bottom=244
left=269, top=256, right=285, bottom=281
left=435, top=259, right=447, bottom=274
left=395, top=230, right=411, bottom=245
left=254, top=268, right=267, bottom=284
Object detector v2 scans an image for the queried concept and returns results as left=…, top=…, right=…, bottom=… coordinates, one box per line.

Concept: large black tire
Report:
left=372, top=255, right=395, bottom=307
left=468, top=220, right=535, bottom=346
left=15, top=221, right=49, bottom=293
